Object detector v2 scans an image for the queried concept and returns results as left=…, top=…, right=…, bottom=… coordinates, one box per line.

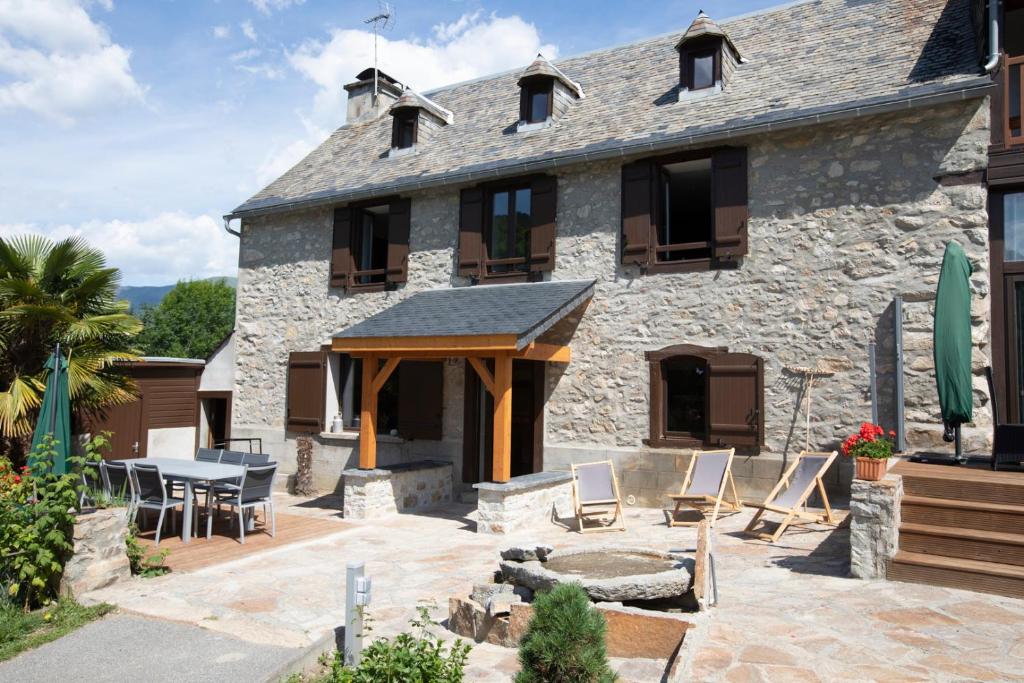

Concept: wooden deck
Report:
left=136, top=510, right=351, bottom=573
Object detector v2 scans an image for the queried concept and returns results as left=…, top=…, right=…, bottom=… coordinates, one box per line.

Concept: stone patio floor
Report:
left=82, top=493, right=1024, bottom=682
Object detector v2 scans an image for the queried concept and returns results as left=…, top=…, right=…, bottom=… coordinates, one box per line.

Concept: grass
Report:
left=0, top=599, right=115, bottom=663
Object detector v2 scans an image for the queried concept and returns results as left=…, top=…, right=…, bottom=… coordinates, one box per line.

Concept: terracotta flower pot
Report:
left=855, top=456, right=889, bottom=482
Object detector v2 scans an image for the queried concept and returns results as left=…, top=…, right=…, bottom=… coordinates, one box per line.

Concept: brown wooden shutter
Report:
left=386, top=198, right=411, bottom=284
left=286, top=351, right=326, bottom=434
left=711, top=147, right=748, bottom=258
left=621, top=161, right=653, bottom=265
left=706, top=352, right=762, bottom=452
left=330, top=208, right=352, bottom=289
left=529, top=175, right=557, bottom=272
left=458, top=188, right=484, bottom=278
left=397, top=361, right=443, bottom=440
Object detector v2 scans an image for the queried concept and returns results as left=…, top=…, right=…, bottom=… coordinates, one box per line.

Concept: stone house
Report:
left=223, top=0, right=1018, bottom=507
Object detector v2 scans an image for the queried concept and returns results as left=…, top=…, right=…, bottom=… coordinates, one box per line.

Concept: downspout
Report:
left=984, top=0, right=1001, bottom=73
left=223, top=216, right=241, bottom=238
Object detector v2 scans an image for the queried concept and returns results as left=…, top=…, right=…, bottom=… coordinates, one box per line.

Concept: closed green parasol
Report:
left=933, top=241, right=973, bottom=461
left=29, top=344, right=71, bottom=475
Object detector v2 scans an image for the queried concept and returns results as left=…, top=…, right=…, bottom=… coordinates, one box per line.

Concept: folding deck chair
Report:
left=571, top=460, right=626, bottom=533
left=667, top=448, right=741, bottom=527
left=743, top=450, right=838, bottom=542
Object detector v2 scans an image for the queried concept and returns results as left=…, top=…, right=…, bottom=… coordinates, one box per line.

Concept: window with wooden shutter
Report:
left=621, top=161, right=653, bottom=266
left=711, top=147, right=748, bottom=259
left=529, top=175, right=556, bottom=272
left=286, top=351, right=327, bottom=434
left=386, top=198, right=411, bottom=284
left=397, top=361, right=444, bottom=440
left=706, top=352, right=763, bottom=452
left=459, top=188, right=484, bottom=278
left=330, top=208, right=352, bottom=288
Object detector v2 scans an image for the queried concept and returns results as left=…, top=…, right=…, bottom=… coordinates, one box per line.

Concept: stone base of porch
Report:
left=342, top=460, right=453, bottom=519
left=474, top=471, right=573, bottom=535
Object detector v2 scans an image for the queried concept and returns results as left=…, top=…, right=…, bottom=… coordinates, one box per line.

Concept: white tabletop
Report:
left=114, top=457, right=244, bottom=482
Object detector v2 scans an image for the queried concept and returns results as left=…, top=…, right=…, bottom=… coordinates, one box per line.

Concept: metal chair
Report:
left=986, top=366, right=1024, bottom=470
left=241, top=452, right=269, bottom=465
left=195, top=448, right=223, bottom=463
left=130, top=462, right=193, bottom=545
left=208, top=463, right=278, bottom=544
left=220, top=450, right=247, bottom=465
left=100, top=461, right=137, bottom=513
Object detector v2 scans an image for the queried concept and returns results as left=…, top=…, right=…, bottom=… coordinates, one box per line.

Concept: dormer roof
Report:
left=390, top=88, right=454, bottom=125
left=675, top=11, right=740, bottom=59
left=517, top=54, right=585, bottom=99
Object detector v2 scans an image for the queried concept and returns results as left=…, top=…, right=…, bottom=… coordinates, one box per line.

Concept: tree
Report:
left=516, top=583, right=616, bottom=683
left=136, top=279, right=235, bottom=360
left=0, top=235, right=141, bottom=440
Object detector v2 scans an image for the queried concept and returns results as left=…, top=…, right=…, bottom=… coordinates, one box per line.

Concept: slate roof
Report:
left=390, top=89, right=454, bottom=124
left=675, top=10, right=739, bottom=57
left=517, top=54, right=584, bottom=98
left=232, top=0, right=989, bottom=218
left=332, top=280, right=595, bottom=350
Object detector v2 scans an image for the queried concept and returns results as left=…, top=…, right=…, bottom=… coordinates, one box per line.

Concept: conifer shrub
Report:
left=515, top=583, right=615, bottom=683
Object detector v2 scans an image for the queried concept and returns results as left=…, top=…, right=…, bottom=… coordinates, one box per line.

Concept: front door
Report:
left=995, top=191, right=1024, bottom=421
left=92, top=398, right=145, bottom=459
left=463, top=359, right=545, bottom=483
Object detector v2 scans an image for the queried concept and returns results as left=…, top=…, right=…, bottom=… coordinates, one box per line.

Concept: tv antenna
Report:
left=364, top=1, right=395, bottom=103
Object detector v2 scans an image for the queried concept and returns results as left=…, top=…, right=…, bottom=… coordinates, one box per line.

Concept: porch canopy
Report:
left=332, top=279, right=595, bottom=482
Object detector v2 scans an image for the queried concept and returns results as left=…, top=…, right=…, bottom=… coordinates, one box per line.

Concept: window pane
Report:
left=397, top=118, right=415, bottom=148
left=665, top=357, right=706, bottom=436
left=529, top=89, right=549, bottom=123
left=1007, top=193, right=1024, bottom=262
left=691, top=52, right=714, bottom=90
left=359, top=213, right=374, bottom=271
left=1010, top=63, right=1022, bottom=139
left=657, top=159, right=712, bottom=262
left=514, top=188, right=531, bottom=261
left=490, top=191, right=510, bottom=259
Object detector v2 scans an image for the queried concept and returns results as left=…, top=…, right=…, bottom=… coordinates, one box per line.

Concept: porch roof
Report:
left=332, top=279, right=594, bottom=353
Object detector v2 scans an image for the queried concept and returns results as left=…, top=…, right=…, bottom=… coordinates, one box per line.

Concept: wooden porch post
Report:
left=492, top=353, right=513, bottom=482
left=359, top=355, right=378, bottom=469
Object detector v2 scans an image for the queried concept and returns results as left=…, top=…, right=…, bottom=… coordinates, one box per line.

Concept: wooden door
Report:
left=1005, top=274, right=1024, bottom=422
left=92, top=399, right=145, bottom=460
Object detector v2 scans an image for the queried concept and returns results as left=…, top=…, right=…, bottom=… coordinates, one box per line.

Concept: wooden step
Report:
left=892, top=461, right=1024, bottom=506
left=899, top=522, right=1024, bottom=567
left=901, top=495, right=1024, bottom=534
left=888, top=550, right=1024, bottom=600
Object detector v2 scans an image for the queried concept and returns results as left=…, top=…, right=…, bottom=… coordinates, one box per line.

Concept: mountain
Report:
left=118, top=276, right=237, bottom=312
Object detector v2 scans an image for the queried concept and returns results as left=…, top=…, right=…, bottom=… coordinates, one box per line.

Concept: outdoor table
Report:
left=115, top=457, right=245, bottom=544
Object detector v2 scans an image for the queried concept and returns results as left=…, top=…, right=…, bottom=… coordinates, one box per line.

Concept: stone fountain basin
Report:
left=499, top=545, right=693, bottom=602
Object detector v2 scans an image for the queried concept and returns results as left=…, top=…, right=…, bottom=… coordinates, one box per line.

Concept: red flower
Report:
left=20, top=466, right=29, bottom=473
left=12, top=475, right=20, bottom=484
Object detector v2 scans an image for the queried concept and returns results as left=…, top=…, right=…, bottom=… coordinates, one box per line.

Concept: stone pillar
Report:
left=474, top=471, right=573, bottom=534
left=342, top=461, right=453, bottom=519
left=849, top=473, right=902, bottom=579
left=60, top=507, right=131, bottom=600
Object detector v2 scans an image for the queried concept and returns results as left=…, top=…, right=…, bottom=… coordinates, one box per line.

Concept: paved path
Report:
left=79, top=494, right=1024, bottom=682
left=0, top=614, right=298, bottom=683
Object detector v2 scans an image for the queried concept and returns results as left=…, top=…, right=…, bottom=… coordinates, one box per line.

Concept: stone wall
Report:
left=474, top=472, right=574, bottom=534
left=232, top=99, right=991, bottom=500
left=60, top=508, right=131, bottom=600
left=849, top=473, right=903, bottom=579
left=342, top=461, right=452, bottom=519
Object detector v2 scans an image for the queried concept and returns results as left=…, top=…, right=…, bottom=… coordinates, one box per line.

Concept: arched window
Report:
left=645, top=344, right=763, bottom=453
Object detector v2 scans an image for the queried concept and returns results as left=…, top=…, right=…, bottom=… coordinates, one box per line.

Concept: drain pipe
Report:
left=984, top=0, right=1001, bottom=73
left=223, top=216, right=241, bottom=238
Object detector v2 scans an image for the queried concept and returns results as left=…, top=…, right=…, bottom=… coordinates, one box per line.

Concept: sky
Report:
left=0, top=0, right=783, bottom=286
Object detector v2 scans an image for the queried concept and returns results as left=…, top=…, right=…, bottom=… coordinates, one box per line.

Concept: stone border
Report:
left=474, top=471, right=573, bottom=535
left=499, top=545, right=693, bottom=601
left=849, top=472, right=903, bottom=579
left=342, top=460, right=453, bottom=519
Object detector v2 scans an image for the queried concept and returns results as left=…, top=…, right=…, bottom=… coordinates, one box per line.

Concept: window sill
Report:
left=388, top=145, right=417, bottom=159
left=645, top=436, right=705, bottom=449
left=644, top=258, right=740, bottom=275
left=346, top=282, right=389, bottom=294
left=477, top=270, right=542, bottom=284
left=320, top=431, right=404, bottom=444
left=677, top=83, right=721, bottom=102
left=516, top=119, right=553, bottom=133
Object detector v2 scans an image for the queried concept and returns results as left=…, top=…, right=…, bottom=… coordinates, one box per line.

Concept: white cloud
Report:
left=230, top=48, right=260, bottom=62
left=0, top=0, right=145, bottom=124
left=247, top=0, right=304, bottom=15
left=213, top=25, right=230, bottom=39
left=0, top=213, right=239, bottom=286
left=240, top=20, right=257, bottom=42
left=288, top=12, right=557, bottom=133
left=237, top=63, right=284, bottom=80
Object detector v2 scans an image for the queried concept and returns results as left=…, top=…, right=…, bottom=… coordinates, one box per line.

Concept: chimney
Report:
left=344, top=68, right=403, bottom=124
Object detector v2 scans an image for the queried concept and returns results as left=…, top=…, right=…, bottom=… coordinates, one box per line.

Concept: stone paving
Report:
left=82, top=493, right=1024, bottom=682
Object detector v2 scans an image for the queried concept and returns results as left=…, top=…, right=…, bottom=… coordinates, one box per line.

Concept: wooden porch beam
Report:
left=359, top=354, right=378, bottom=470
left=492, top=353, right=513, bottom=483
left=333, top=334, right=517, bottom=354
left=513, top=342, right=571, bottom=363
left=467, top=357, right=496, bottom=397
left=371, top=356, right=401, bottom=394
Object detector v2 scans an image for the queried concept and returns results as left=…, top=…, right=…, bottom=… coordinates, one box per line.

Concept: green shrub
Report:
left=515, top=583, right=616, bottom=683
left=331, top=606, right=471, bottom=683
left=124, top=524, right=170, bottom=578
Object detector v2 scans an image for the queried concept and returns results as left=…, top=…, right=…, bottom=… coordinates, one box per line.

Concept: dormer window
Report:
left=387, top=88, right=453, bottom=158
left=675, top=11, right=740, bottom=98
left=391, top=110, right=417, bottom=150
left=521, top=79, right=553, bottom=124
left=516, top=54, right=583, bottom=132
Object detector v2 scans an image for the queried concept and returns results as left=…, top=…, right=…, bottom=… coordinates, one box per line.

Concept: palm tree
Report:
left=0, top=235, right=141, bottom=441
